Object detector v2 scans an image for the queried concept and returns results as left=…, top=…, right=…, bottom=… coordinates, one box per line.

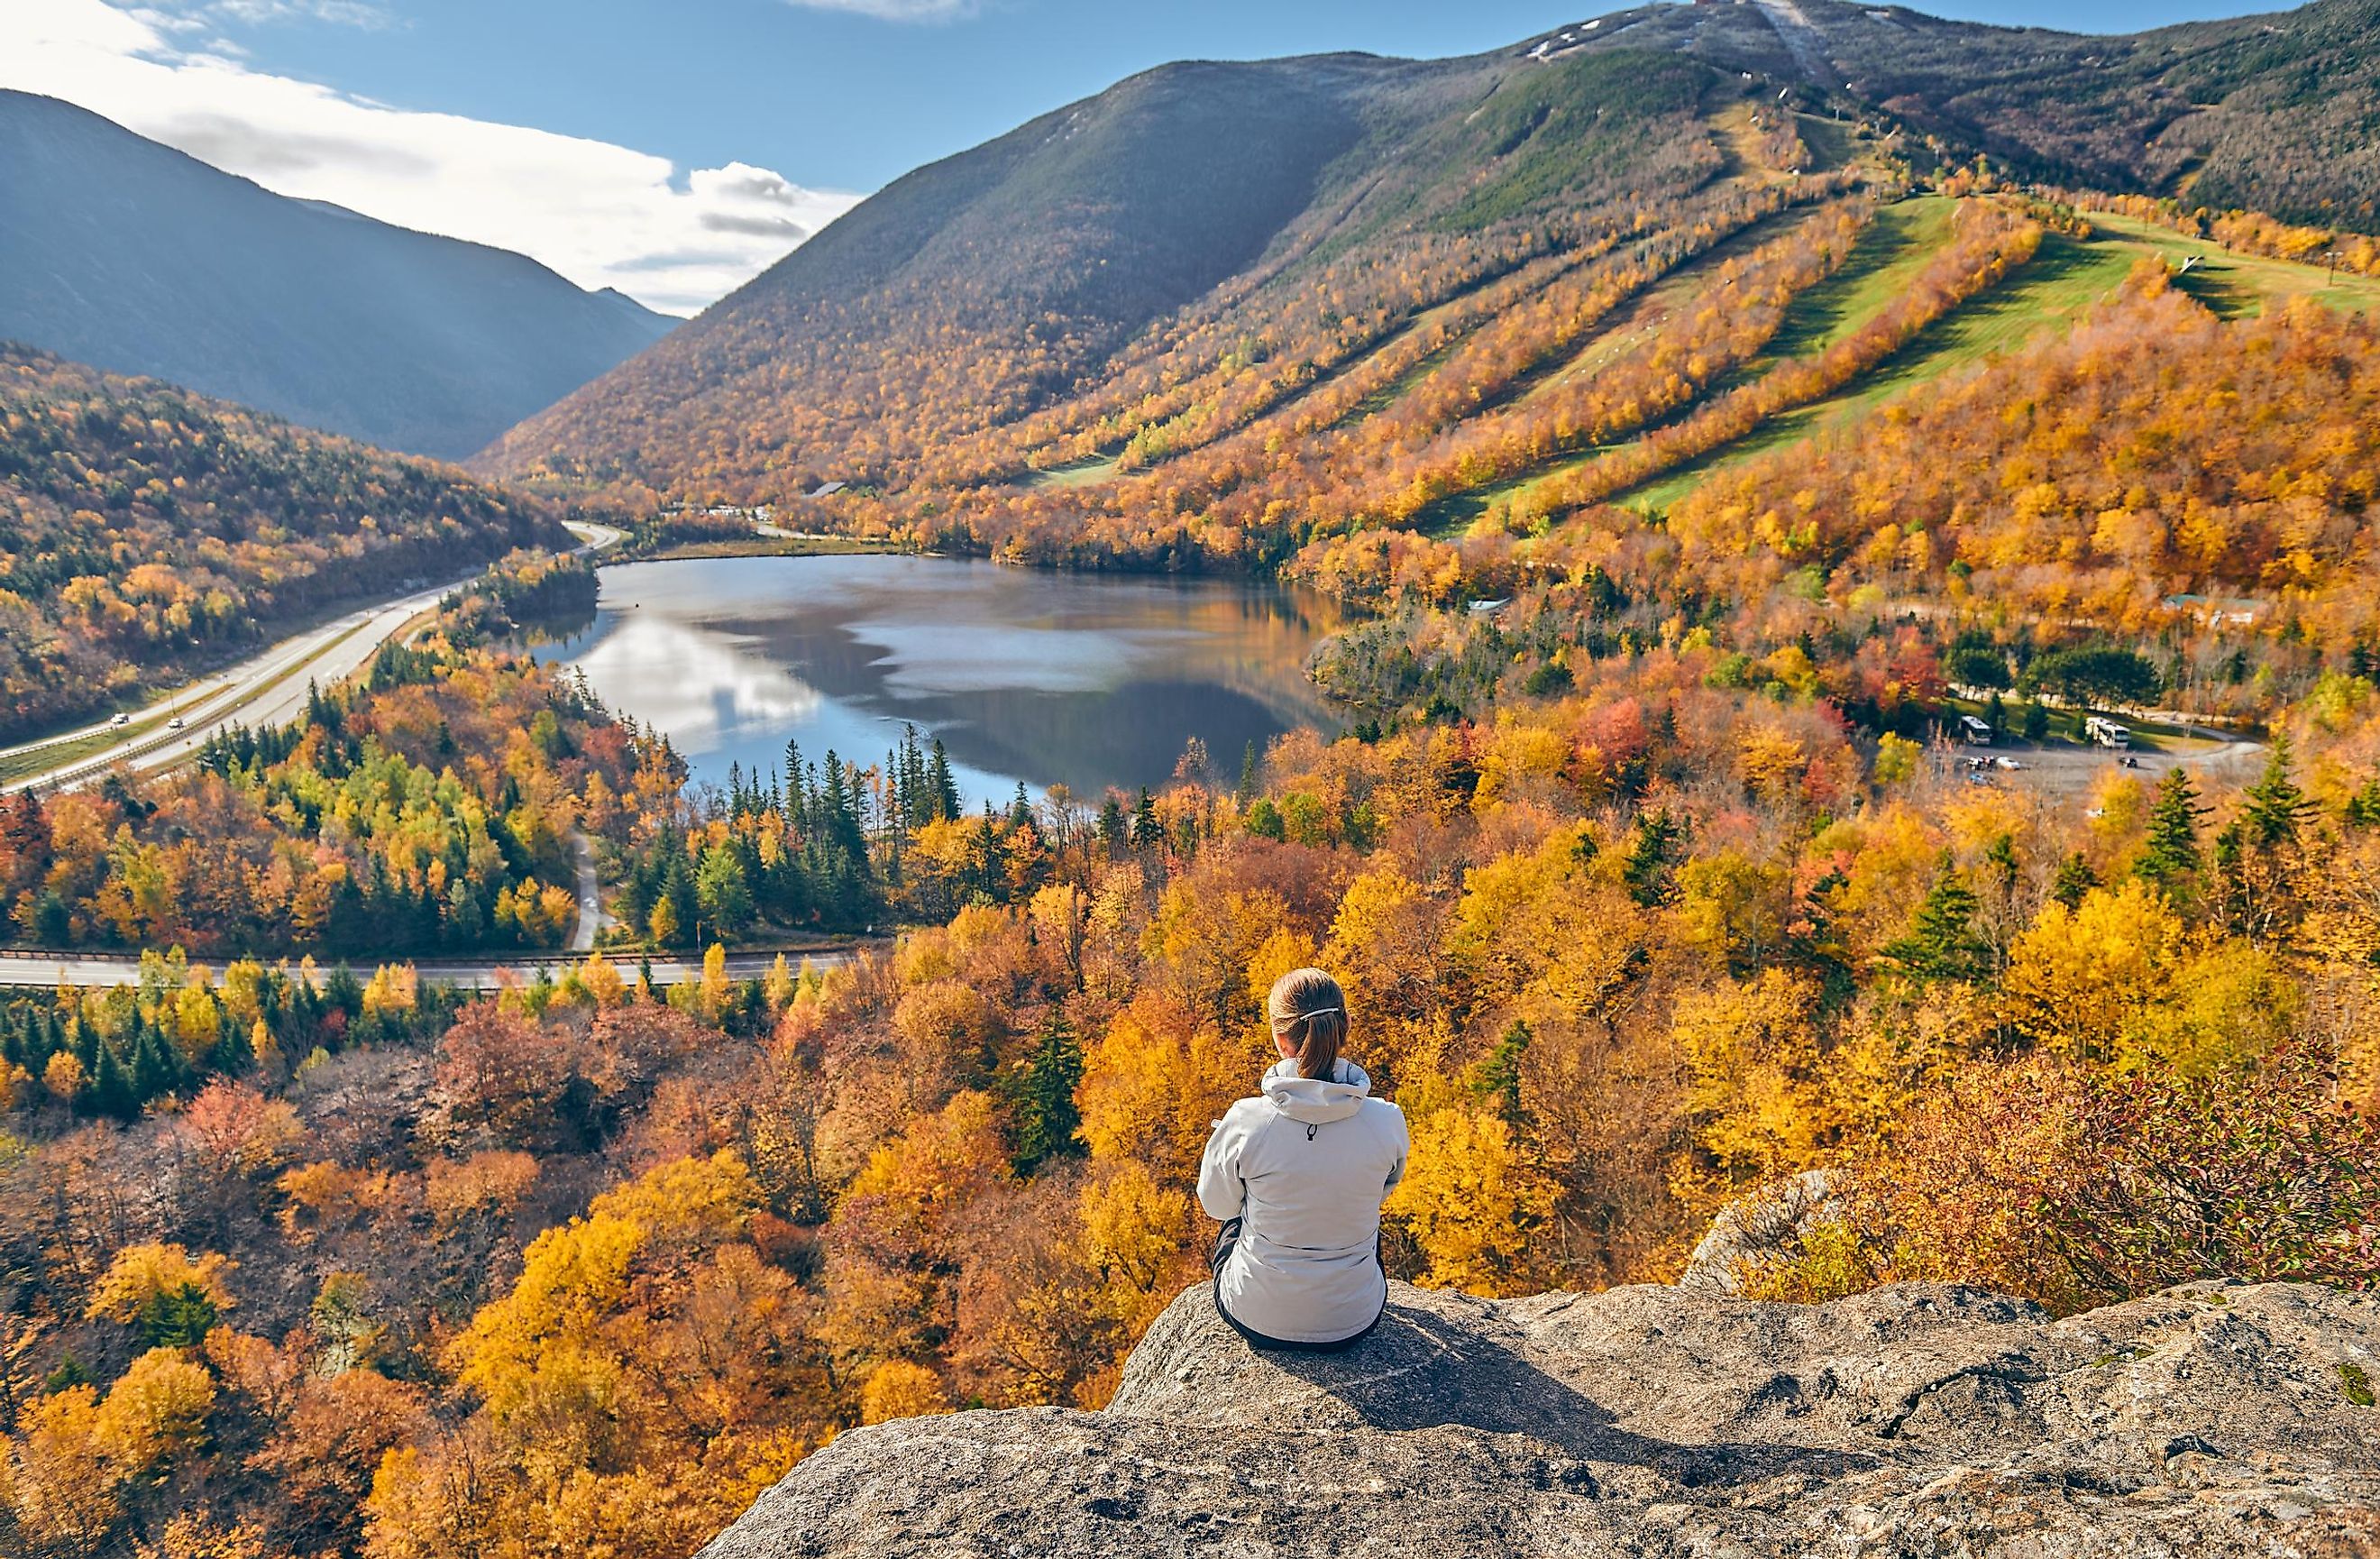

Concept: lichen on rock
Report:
left=702, top=1278, right=2380, bottom=1557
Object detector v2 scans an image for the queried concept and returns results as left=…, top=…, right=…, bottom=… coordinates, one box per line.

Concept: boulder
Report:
left=702, top=1279, right=2380, bottom=1557
left=1677, top=1168, right=1838, bottom=1294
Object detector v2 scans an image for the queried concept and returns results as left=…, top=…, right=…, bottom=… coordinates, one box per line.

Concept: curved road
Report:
left=0, top=520, right=848, bottom=990
left=0, top=520, right=668, bottom=987
left=4, top=521, right=625, bottom=794
left=0, top=944, right=853, bottom=992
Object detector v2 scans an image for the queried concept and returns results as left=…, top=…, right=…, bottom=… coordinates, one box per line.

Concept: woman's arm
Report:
left=1196, top=1109, right=1247, bottom=1221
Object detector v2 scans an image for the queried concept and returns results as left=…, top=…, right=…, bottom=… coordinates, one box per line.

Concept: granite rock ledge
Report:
left=700, top=1278, right=2380, bottom=1558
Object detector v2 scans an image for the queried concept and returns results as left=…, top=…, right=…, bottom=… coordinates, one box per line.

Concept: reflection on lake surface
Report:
left=535, top=555, right=1342, bottom=805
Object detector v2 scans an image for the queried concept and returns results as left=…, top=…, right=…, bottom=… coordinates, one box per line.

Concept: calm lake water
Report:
left=534, top=555, right=1342, bottom=806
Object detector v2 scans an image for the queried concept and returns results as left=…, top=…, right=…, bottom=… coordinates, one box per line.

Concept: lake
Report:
left=534, top=555, right=1342, bottom=806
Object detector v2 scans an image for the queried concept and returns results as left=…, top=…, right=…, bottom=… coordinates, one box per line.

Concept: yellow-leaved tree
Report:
left=91, top=1347, right=216, bottom=1477
left=1669, top=969, right=1831, bottom=1211
left=1383, top=1105, right=1557, bottom=1295
left=366, top=1150, right=825, bottom=1559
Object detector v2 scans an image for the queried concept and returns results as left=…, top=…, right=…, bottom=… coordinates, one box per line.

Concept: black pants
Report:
left=1208, top=1218, right=1387, bottom=1354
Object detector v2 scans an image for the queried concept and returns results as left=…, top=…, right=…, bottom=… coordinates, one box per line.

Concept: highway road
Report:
left=4, top=520, right=625, bottom=794
left=0, top=520, right=754, bottom=991
left=0, top=944, right=853, bottom=991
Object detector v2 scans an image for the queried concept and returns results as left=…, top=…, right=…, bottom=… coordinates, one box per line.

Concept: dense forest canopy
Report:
left=0, top=345, right=570, bottom=739
left=10, top=5, right=2380, bottom=1556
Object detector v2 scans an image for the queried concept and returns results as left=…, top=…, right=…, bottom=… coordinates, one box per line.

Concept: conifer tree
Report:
left=929, top=739, right=961, bottom=823
left=1623, top=809, right=1685, bottom=907
left=87, top=1041, right=138, bottom=1122
left=1881, top=851, right=1989, bottom=982
left=2238, top=734, right=2313, bottom=849
left=1472, top=1021, right=1532, bottom=1128
left=1013, top=1011, right=1084, bottom=1173
left=2136, top=766, right=2206, bottom=894
left=130, top=1024, right=178, bottom=1105
left=2050, top=850, right=2100, bottom=910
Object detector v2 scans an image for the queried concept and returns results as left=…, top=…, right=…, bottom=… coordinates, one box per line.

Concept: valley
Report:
left=6, top=5, right=2380, bottom=1558
left=0, top=522, right=625, bottom=793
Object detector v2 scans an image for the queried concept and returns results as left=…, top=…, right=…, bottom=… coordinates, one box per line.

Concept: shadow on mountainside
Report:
left=1268, top=1301, right=1881, bottom=1489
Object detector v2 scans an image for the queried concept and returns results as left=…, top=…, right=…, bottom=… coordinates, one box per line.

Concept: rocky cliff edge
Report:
left=701, top=1279, right=2380, bottom=1557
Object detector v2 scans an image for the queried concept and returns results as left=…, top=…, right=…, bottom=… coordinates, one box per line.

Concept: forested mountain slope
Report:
left=1566, top=0, right=2380, bottom=226
left=479, top=47, right=1740, bottom=501
left=0, top=91, right=673, bottom=460
left=482, top=0, right=2380, bottom=520
left=0, top=344, right=568, bottom=738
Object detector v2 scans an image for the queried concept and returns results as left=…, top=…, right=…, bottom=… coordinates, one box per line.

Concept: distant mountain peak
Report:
left=0, top=88, right=675, bottom=458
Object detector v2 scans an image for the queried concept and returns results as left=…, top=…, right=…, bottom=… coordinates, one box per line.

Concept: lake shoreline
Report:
left=538, top=553, right=1343, bottom=807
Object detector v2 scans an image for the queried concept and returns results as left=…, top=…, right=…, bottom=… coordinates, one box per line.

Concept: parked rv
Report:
left=2083, top=715, right=2131, bottom=748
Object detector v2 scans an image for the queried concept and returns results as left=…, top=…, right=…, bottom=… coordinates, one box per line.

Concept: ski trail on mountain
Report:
left=1750, top=0, right=1841, bottom=91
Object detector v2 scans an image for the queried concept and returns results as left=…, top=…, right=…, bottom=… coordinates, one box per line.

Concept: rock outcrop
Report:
left=703, top=1279, right=2380, bottom=1557
left=1678, top=1168, right=1838, bottom=1295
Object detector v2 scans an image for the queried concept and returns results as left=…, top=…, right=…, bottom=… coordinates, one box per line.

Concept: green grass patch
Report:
left=2084, top=211, right=2380, bottom=319
left=2341, top=1362, right=2375, bottom=1408
left=1753, top=196, right=1957, bottom=365
left=1621, top=224, right=2134, bottom=512
left=1022, top=452, right=1122, bottom=490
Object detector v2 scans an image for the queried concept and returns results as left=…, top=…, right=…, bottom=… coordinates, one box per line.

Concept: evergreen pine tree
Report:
left=929, top=739, right=961, bottom=822
left=783, top=740, right=810, bottom=832
left=1881, top=851, right=1989, bottom=981
left=1238, top=742, right=1259, bottom=804
left=2348, top=776, right=2380, bottom=830
left=130, top=1024, right=178, bottom=1105
left=1983, top=832, right=2018, bottom=896
left=87, top=1041, right=139, bottom=1122
left=212, top=1013, right=255, bottom=1076
left=1131, top=787, right=1162, bottom=850
left=2136, top=766, right=2206, bottom=893
left=1472, top=1021, right=1532, bottom=1127
left=2050, top=850, right=2100, bottom=910
left=2239, top=734, right=2314, bottom=849
left=1623, top=809, right=1685, bottom=907
left=1013, top=1011, right=1084, bottom=1173
left=1097, top=796, right=1128, bottom=856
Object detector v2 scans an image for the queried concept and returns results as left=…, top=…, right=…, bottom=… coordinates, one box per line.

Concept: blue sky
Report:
left=167, top=0, right=2280, bottom=191
left=4, top=0, right=2279, bottom=313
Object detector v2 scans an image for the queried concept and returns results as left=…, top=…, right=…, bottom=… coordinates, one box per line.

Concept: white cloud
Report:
left=784, top=0, right=981, bottom=20
left=0, top=0, right=863, bottom=315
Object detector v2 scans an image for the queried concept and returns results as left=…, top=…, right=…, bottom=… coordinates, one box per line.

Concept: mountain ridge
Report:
left=479, top=0, right=2380, bottom=510
left=0, top=89, right=676, bottom=459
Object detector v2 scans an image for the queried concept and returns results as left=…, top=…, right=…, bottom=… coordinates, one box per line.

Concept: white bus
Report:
left=1958, top=714, right=1993, bottom=746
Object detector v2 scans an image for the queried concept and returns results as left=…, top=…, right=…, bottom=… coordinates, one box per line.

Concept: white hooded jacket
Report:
left=1197, top=1057, right=1409, bottom=1344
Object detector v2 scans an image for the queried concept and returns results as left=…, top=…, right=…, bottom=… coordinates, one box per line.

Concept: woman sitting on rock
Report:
left=1197, top=967, right=1409, bottom=1352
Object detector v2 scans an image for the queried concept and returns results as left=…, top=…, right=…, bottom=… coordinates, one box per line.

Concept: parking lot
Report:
left=1947, top=731, right=2266, bottom=799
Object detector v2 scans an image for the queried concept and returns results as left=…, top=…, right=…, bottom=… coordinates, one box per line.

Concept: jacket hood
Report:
left=1260, top=1057, right=1373, bottom=1124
